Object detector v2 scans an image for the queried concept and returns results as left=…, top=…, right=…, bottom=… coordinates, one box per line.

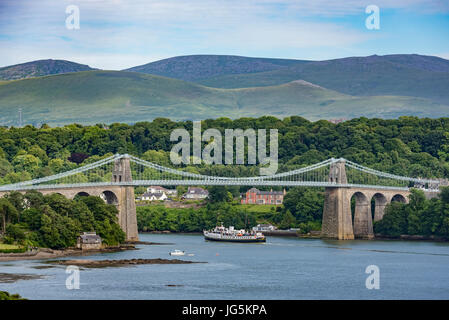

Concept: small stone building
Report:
left=77, top=232, right=102, bottom=250
left=182, top=187, right=209, bottom=200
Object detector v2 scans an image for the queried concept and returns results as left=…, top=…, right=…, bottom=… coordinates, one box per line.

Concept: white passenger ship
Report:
left=203, top=225, right=266, bottom=243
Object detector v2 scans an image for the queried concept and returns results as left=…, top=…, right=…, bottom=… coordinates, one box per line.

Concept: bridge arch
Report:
left=73, top=191, right=90, bottom=199
left=391, top=194, right=407, bottom=203
left=100, top=190, right=119, bottom=205
left=350, top=191, right=374, bottom=239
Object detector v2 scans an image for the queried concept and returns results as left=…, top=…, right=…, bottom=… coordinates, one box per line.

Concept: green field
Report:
left=0, top=70, right=447, bottom=126
left=0, top=243, right=25, bottom=253
left=0, top=243, right=21, bottom=250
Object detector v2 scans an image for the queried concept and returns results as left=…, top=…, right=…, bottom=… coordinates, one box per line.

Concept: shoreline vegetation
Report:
left=0, top=191, right=126, bottom=259
left=0, top=243, right=135, bottom=262
left=0, top=291, right=26, bottom=300
left=0, top=240, right=173, bottom=262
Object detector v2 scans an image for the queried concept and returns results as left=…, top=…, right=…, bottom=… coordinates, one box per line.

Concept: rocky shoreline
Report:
left=47, top=258, right=205, bottom=268
left=0, top=273, right=44, bottom=283
left=0, top=244, right=136, bottom=262
left=374, top=234, right=449, bottom=242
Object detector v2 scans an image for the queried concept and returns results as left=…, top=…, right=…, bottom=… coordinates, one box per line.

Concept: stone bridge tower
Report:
left=321, top=159, right=411, bottom=240
left=113, top=155, right=138, bottom=241
left=321, top=159, right=355, bottom=240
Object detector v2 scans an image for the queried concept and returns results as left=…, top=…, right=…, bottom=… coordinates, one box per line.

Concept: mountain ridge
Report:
left=0, top=70, right=447, bottom=126
left=0, top=54, right=448, bottom=125
left=0, top=59, right=96, bottom=80
left=124, top=54, right=307, bottom=81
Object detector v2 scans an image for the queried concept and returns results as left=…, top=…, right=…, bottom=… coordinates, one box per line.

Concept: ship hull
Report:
left=204, top=235, right=266, bottom=243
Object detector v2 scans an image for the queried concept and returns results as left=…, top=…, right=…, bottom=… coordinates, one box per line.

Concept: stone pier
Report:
left=112, top=155, right=138, bottom=241
left=321, top=159, right=410, bottom=240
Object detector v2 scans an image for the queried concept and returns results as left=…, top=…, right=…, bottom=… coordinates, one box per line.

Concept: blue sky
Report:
left=0, top=0, right=448, bottom=69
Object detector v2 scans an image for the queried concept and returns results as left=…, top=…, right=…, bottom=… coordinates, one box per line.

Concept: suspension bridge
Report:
left=0, top=154, right=442, bottom=241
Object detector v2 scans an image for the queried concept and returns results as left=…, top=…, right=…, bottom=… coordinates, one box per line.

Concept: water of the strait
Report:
left=1, top=233, right=449, bottom=299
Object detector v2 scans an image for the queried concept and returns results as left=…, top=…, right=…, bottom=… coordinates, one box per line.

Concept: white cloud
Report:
left=0, top=0, right=447, bottom=69
left=435, top=53, right=449, bottom=60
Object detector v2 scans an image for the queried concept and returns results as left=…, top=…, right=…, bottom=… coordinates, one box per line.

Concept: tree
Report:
left=0, top=158, right=13, bottom=176
left=0, top=198, right=18, bottom=234
left=70, top=201, right=96, bottom=232
left=406, top=189, right=426, bottom=235
left=283, top=188, right=324, bottom=223
left=45, top=193, right=72, bottom=217
left=374, top=202, right=408, bottom=237
left=6, top=224, right=26, bottom=242
left=437, top=187, right=449, bottom=237
left=141, top=150, right=170, bottom=166
left=208, top=186, right=230, bottom=203
left=4, top=192, right=25, bottom=218
left=12, top=154, right=41, bottom=175
left=279, top=210, right=296, bottom=229
left=78, top=196, right=125, bottom=245
left=24, top=190, right=45, bottom=208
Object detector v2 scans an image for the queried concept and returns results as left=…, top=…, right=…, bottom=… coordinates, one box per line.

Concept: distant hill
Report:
left=198, top=54, right=449, bottom=105
left=125, top=54, right=449, bottom=105
left=124, top=55, right=306, bottom=81
left=0, top=59, right=95, bottom=80
left=0, top=70, right=447, bottom=126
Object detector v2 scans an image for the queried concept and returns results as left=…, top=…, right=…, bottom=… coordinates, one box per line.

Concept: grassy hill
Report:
left=124, top=54, right=449, bottom=105
left=124, top=54, right=306, bottom=81
left=0, top=70, right=447, bottom=126
left=0, top=59, right=95, bottom=80
left=197, top=54, right=449, bottom=104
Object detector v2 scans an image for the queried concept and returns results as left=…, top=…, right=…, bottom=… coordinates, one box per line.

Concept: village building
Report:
left=77, top=232, right=102, bottom=250
left=140, top=192, right=168, bottom=201
left=252, top=224, right=277, bottom=232
left=182, top=187, right=209, bottom=200
left=146, top=186, right=177, bottom=196
left=241, top=188, right=286, bottom=205
left=138, top=186, right=177, bottom=201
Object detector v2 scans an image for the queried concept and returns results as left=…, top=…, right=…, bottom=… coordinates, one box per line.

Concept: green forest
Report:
left=1, top=116, right=449, bottom=182
left=375, top=188, right=449, bottom=238
left=1, top=116, right=449, bottom=240
left=0, top=191, right=124, bottom=249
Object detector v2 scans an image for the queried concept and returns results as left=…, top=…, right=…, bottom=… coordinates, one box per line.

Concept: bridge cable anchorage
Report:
left=0, top=154, right=440, bottom=191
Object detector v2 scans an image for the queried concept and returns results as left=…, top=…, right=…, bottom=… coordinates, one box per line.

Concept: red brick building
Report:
left=241, top=188, right=286, bottom=205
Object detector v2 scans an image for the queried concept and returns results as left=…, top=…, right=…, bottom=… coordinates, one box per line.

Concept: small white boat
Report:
left=169, top=249, right=185, bottom=256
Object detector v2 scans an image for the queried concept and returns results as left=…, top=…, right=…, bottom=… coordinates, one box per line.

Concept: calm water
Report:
left=1, top=233, right=449, bottom=299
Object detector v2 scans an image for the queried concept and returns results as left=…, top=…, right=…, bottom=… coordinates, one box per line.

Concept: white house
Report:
left=252, top=224, right=277, bottom=232
left=182, top=187, right=209, bottom=200
left=146, top=186, right=177, bottom=196
left=141, top=192, right=168, bottom=201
